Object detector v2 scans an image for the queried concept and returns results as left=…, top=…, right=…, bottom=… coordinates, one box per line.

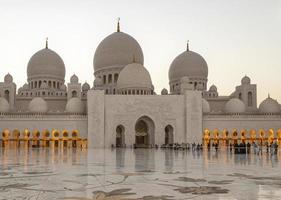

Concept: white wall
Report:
left=87, top=89, right=203, bottom=148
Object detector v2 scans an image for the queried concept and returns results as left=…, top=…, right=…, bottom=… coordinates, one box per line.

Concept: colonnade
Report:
left=1, top=129, right=87, bottom=149
left=203, top=128, right=281, bottom=146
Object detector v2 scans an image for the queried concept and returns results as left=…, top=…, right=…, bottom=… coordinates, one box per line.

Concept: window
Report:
left=114, top=74, right=118, bottom=83
left=239, top=93, right=242, bottom=100
left=248, top=91, right=253, bottom=106
left=103, top=75, right=106, bottom=84
left=108, top=74, right=112, bottom=84
left=4, top=90, right=9, bottom=102
left=72, top=90, right=77, bottom=97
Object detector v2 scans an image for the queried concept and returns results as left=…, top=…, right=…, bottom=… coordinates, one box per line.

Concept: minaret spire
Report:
left=117, top=17, right=120, bottom=32
left=45, top=37, right=48, bottom=49
left=186, top=40, right=189, bottom=51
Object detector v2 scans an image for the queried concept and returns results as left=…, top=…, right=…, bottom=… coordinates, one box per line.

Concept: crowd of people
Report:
left=113, top=141, right=280, bottom=155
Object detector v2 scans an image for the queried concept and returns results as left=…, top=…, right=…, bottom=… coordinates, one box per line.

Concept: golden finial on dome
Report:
left=186, top=40, right=189, bottom=51
left=117, top=17, right=120, bottom=32
left=45, top=37, right=48, bottom=49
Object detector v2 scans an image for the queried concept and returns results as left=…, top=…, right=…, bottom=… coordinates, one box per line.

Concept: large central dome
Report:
left=27, top=48, right=65, bottom=80
left=94, top=32, right=144, bottom=72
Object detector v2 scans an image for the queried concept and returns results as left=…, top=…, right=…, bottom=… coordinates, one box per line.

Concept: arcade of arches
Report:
left=203, top=128, right=281, bottom=146
left=1, top=129, right=87, bottom=149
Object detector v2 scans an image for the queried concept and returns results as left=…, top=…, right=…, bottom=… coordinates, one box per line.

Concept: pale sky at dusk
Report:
left=0, top=0, right=280, bottom=103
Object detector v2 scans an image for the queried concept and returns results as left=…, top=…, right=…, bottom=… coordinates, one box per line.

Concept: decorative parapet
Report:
left=0, top=112, right=87, bottom=120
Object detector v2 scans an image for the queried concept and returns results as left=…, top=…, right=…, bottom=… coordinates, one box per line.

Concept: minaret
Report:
left=45, top=37, right=48, bottom=49
left=117, top=17, right=120, bottom=32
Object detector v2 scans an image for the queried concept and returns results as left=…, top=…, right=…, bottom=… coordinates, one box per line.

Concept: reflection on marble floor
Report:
left=1, top=147, right=281, bottom=200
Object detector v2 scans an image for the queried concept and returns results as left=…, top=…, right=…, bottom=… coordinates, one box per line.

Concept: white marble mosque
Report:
left=1, top=21, right=281, bottom=148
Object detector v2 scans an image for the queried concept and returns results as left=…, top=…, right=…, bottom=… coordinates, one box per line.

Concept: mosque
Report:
left=1, top=21, right=281, bottom=148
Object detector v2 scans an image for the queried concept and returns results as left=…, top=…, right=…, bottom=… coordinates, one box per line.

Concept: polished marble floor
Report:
left=0, top=147, right=281, bottom=200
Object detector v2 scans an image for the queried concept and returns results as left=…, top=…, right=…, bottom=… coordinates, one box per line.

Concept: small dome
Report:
left=0, top=97, right=9, bottom=113
left=40, top=82, right=48, bottom=89
left=259, top=96, right=280, bottom=114
left=161, top=88, right=168, bottom=95
left=225, top=98, right=246, bottom=113
left=4, top=73, right=13, bottom=83
left=82, top=82, right=90, bottom=91
left=202, top=98, right=210, bottom=113
left=94, top=32, right=144, bottom=72
left=169, top=50, right=208, bottom=82
left=117, top=63, right=153, bottom=91
left=61, top=84, right=67, bottom=91
left=94, top=77, right=103, bottom=87
left=28, top=97, right=48, bottom=113
left=18, top=87, right=23, bottom=93
left=209, top=85, right=217, bottom=92
left=65, top=97, right=85, bottom=113
left=22, top=83, right=29, bottom=90
left=70, top=74, right=79, bottom=84
left=241, top=75, right=251, bottom=85
left=27, top=48, right=65, bottom=80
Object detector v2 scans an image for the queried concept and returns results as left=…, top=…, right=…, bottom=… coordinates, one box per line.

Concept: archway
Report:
left=12, top=129, right=20, bottom=140
left=116, top=125, right=125, bottom=147
left=240, top=129, right=247, bottom=143
left=71, top=130, right=79, bottom=147
left=2, top=129, right=10, bottom=140
left=232, top=129, right=238, bottom=144
left=268, top=129, right=275, bottom=144
left=52, top=130, right=60, bottom=147
left=259, top=129, right=265, bottom=145
left=62, top=130, right=69, bottom=147
left=72, top=90, right=77, bottom=97
left=222, top=129, right=229, bottom=146
left=135, top=116, right=155, bottom=148
left=2, top=129, right=10, bottom=147
left=32, top=129, right=40, bottom=147
left=250, top=129, right=256, bottom=144
left=277, top=129, right=281, bottom=146
left=42, top=129, right=50, bottom=147
left=164, top=125, right=174, bottom=145
left=203, top=129, right=210, bottom=146
left=213, top=129, right=220, bottom=144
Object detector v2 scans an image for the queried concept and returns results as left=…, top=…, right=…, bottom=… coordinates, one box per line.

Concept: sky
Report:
left=0, top=0, right=280, bottom=103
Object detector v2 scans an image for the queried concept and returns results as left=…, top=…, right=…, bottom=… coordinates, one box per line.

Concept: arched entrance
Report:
left=116, top=125, right=125, bottom=147
left=164, top=125, right=174, bottom=145
left=135, top=116, right=155, bottom=148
